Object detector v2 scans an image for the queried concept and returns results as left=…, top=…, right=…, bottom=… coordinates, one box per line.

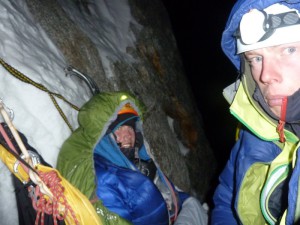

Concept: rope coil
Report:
left=32, top=170, right=79, bottom=225
left=0, top=101, right=79, bottom=225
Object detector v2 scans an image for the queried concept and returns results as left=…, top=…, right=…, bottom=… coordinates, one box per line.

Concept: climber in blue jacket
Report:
left=212, top=0, right=300, bottom=224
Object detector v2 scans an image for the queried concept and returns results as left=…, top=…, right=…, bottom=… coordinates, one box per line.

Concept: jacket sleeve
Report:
left=211, top=132, right=243, bottom=225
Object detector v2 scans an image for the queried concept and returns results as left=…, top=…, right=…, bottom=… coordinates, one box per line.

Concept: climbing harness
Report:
left=0, top=58, right=80, bottom=132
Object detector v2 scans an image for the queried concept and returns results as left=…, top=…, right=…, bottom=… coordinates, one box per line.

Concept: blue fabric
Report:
left=94, top=132, right=188, bottom=225
left=94, top=134, right=152, bottom=168
left=94, top=134, right=134, bottom=169
left=94, top=154, right=169, bottom=225
left=211, top=129, right=282, bottom=224
left=287, top=149, right=300, bottom=224
left=138, top=146, right=151, bottom=161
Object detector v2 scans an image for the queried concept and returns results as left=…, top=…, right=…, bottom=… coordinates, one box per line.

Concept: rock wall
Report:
left=25, top=0, right=216, bottom=201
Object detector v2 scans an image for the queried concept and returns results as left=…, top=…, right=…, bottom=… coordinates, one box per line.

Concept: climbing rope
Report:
left=32, top=170, right=79, bottom=225
left=0, top=57, right=80, bottom=132
left=0, top=103, right=79, bottom=225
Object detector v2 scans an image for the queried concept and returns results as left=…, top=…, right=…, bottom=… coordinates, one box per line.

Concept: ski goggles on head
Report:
left=236, top=9, right=300, bottom=45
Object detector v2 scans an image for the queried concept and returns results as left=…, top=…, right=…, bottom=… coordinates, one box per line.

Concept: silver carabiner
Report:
left=13, top=150, right=41, bottom=184
left=0, top=98, right=14, bottom=121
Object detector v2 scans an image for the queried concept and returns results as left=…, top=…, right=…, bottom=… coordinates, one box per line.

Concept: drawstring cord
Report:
left=276, top=97, right=287, bottom=143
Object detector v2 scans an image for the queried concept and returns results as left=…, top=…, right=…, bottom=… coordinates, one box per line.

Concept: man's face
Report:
left=114, top=125, right=135, bottom=148
left=244, top=42, right=300, bottom=117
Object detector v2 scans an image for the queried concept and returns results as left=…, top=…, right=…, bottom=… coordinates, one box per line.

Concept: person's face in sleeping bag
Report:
left=114, top=125, right=136, bottom=149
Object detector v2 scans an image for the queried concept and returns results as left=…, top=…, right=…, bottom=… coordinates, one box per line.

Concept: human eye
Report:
left=285, top=46, right=296, bottom=54
left=246, top=56, right=262, bottom=66
left=127, top=126, right=134, bottom=132
left=114, top=126, right=123, bottom=133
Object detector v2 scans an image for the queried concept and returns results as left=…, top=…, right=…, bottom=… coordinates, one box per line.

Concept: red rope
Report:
left=0, top=123, right=79, bottom=224
left=31, top=170, right=80, bottom=225
left=276, top=97, right=287, bottom=143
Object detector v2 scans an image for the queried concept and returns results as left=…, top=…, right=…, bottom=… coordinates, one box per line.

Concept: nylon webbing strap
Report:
left=0, top=58, right=80, bottom=132
left=0, top=122, right=37, bottom=176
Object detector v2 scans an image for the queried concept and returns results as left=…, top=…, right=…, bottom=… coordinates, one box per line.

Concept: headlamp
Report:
left=237, top=9, right=300, bottom=45
left=236, top=4, right=300, bottom=53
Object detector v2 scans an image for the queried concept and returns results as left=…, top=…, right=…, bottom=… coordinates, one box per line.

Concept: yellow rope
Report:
left=0, top=58, right=79, bottom=132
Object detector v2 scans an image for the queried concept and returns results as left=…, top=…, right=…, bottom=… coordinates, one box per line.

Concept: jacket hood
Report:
left=222, top=0, right=300, bottom=69
left=228, top=80, right=299, bottom=143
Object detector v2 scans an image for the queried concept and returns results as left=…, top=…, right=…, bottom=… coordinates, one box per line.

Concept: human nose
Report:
left=260, top=58, right=282, bottom=84
left=122, top=130, right=131, bottom=140
left=118, top=129, right=132, bottom=142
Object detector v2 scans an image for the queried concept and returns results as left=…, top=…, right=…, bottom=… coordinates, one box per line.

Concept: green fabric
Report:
left=237, top=163, right=269, bottom=225
left=230, top=76, right=298, bottom=143
left=57, top=91, right=145, bottom=225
